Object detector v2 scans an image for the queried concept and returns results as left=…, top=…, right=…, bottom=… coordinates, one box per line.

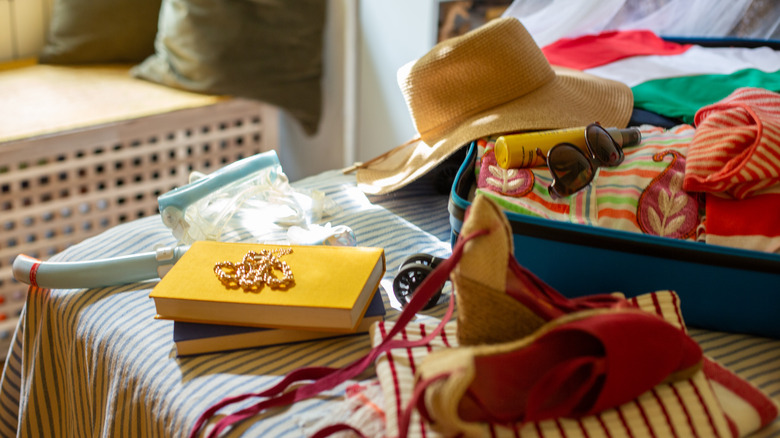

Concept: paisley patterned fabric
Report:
left=475, top=124, right=703, bottom=240
left=637, top=150, right=700, bottom=239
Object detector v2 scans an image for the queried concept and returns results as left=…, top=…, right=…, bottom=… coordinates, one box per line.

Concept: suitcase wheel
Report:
left=393, top=253, right=446, bottom=310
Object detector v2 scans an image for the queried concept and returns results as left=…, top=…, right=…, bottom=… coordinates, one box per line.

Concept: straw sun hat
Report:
left=355, top=17, right=634, bottom=195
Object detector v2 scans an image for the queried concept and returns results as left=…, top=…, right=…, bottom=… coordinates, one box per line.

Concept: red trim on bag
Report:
left=634, top=399, right=655, bottom=438
left=616, top=406, right=634, bottom=438
left=670, top=293, right=685, bottom=331
left=511, top=420, right=520, bottom=438
left=671, top=383, right=696, bottom=436
left=689, top=374, right=724, bottom=438
left=650, top=388, right=676, bottom=438
left=725, top=416, right=739, bottom=438
left=403, top=328, right=417, bottom=375
left=703, top=358, right=779, bottom=431
left=379, top=322, right=404, bottom=432
left=577, top=418, right=591, bottom=438
left=440, top=327, right=452, bottom=348
left=554, top=418, right=567, bottom=437
left=650, top=292, right=663, bottom=318
left=405, top=326, right=429, bottom=438
left=595, top=412, right=613, bottom=438
left=414, top=325, right=430, bottom=438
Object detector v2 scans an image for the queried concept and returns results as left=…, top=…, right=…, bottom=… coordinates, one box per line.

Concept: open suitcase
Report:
left=449, top=140, right=780, bottom=339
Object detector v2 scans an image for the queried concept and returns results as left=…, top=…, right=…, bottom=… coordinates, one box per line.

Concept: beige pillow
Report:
left=132, top=0, right=326, bottom=135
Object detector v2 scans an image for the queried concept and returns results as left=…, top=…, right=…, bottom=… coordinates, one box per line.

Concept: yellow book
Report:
left=150, top=241, right=386, bottom=332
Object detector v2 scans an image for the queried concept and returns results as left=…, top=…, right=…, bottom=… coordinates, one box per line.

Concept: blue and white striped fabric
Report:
left=0, top=169, right=452, bottom=437
left=0, top=169, right=777, bottom=437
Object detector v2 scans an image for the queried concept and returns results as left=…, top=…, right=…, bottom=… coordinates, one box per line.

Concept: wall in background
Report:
left=276, top=0, right=438, bottom=181
left=355, top=0, right=438, bottom=164
left=0, top=0, right=51, bottom=62
left=274, top=0, right=353, bottom=181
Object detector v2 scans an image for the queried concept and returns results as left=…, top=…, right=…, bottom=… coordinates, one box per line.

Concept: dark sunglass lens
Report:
left=587, top=125, right=624, bottom=166
left=548, top=144, right=594, bottom=196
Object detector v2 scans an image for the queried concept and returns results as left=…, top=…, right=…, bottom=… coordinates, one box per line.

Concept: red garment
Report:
left=705, top=192, right=780, bottom=253
left=685, top=87, right=780, bottom=199
left=542, top=29, right=691, bottom=70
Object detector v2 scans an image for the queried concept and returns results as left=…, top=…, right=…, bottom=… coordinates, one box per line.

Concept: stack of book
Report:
left=149, top=241, right=386, bottom=356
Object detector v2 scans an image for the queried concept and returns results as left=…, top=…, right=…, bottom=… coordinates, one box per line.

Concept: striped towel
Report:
left=685, top=87, right=780, bottom=199
left=371, top=291, right=779, bottom=438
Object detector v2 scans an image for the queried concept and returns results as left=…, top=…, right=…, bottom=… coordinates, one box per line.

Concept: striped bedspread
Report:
left=0, top=169, right=777, bottom=437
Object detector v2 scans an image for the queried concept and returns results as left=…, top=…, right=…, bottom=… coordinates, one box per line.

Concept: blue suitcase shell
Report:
left=449, top=141, right=780, bottom=338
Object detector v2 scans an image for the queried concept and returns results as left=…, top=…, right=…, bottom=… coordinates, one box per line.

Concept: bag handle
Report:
left=190, top=229, right=488, bottom=438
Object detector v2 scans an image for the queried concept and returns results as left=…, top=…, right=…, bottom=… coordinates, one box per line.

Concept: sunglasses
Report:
left=536, top=123, right=625, bottom=199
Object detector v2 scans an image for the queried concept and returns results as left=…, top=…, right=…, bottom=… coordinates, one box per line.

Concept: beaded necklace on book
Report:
left=213, top=248, right=294, bottom=291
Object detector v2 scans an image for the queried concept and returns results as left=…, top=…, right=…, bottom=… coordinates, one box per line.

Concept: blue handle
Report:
left=12, top=246, right=190, bottom=289
left=157, top=150, right=280, bottom=213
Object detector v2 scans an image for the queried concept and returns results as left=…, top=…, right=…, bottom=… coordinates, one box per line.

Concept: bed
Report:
left=0, top=163, right=777, bottom=437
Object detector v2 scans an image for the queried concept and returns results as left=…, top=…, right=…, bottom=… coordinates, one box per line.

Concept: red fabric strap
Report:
left=189, top=229, right=487, bottom=438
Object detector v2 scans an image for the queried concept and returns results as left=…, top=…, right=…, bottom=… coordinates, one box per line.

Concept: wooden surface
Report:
left=0, top=63, right=224, bottom=142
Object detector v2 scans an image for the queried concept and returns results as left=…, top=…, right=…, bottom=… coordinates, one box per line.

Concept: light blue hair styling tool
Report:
left=13, top=151, right=282, bottom=289
left=13, top=246, right=189, bottom=289
left=158, top=150, right=285, bottom=242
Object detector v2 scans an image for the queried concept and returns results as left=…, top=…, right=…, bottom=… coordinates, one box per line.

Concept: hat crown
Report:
left=400, top=17, right=555, bottom=143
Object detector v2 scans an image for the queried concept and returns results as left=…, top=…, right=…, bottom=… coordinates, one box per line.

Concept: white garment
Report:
left=503, top=0, right=769, bottom=47
left=585, top=45, right=780, bottom=87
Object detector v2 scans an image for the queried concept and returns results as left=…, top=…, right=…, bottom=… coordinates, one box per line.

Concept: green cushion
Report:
left=40, top=0, right=162, bottom=64
left=132, top=0, right=326, bottom=135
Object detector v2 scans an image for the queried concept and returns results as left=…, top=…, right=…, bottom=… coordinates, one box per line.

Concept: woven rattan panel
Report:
left=0, top=98, right=278, bottom=357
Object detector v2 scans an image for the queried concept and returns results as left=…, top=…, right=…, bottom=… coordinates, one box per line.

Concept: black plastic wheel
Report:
left=399, top=253, right=444, bottom=269
left=392, top=264, right=442, bottom=310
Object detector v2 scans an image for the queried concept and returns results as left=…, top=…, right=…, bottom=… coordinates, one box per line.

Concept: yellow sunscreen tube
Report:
left=494, top=126, right=642, bottom=169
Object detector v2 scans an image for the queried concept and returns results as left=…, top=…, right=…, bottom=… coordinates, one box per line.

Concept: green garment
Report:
left=631, top=68, right=780, bottom=124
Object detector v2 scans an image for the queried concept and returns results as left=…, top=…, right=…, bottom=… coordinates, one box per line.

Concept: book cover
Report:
left=150, top=241, right=386, bottom=331
left=173, top=289, right=386, bottom=356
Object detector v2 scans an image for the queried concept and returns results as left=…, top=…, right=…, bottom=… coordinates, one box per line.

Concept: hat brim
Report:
left=357, top=67, right=633, bottom=195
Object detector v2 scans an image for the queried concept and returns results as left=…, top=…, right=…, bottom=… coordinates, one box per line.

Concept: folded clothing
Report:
left=685, top=87, right=780, bottom=199
left=705, top=190, right=780, bottom=252
left=542, top=29, right=692, bottom=71
left=542, top=30, right=780, bottom=125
